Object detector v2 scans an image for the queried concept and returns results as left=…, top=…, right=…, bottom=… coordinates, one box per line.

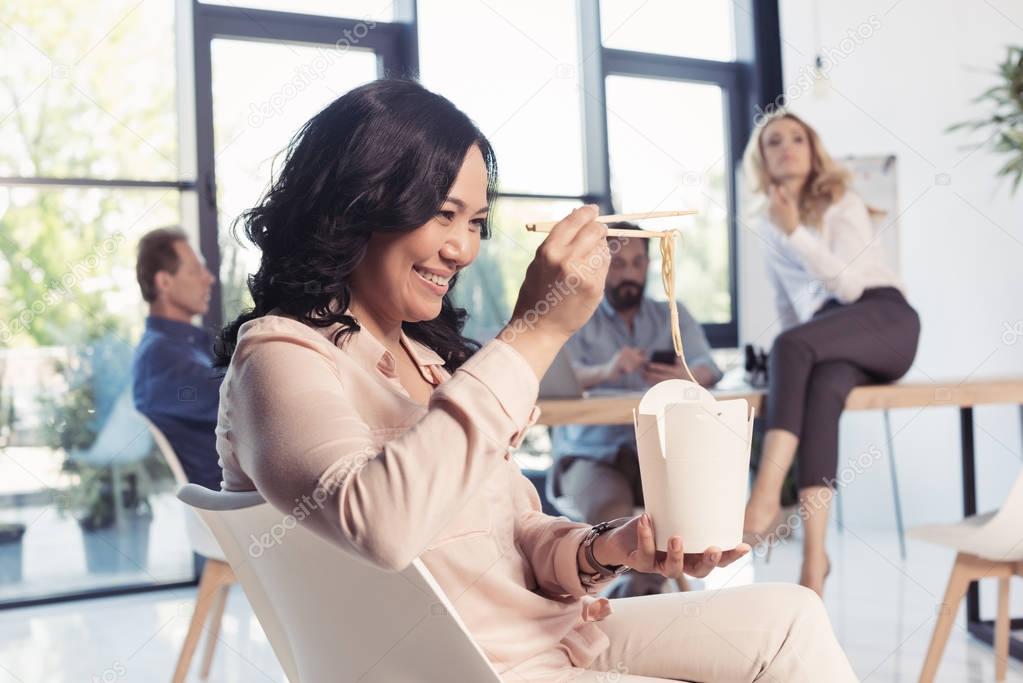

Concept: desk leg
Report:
left=961, top=406, right=1023, bottom=660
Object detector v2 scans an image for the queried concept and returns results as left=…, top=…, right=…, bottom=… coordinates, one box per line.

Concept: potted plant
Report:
left=948, top=45, right=1023, bottom=193
left=41, top=348, right=154, bottom=573
left=40, top=352, right=105, bottom=525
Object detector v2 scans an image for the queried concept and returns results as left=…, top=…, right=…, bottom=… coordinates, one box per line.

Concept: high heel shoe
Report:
left=799, top=554, right=831, bottom=598
left=742, top=504, right=798, bottom=563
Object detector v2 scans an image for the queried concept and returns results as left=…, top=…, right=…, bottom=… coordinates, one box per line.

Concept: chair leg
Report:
left=996, top=575, right=1010, bottom=682
left=834, top=485, right=844, bottom=533
left=883, top=410, right=907, bottom=561
left=198, top=577, right=232, bottom=680
left=919, top=553, right=974, bottom=683
left=173, top=559, right=233, bottom=683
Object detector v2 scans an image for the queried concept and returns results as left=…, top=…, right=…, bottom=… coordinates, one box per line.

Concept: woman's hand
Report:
left=593, top=514, right=751, bottom=580
left=499, top=205, right=611, bottom=379
left=768, top=184, right=800, bottom=235
left=509, top=204, right=610, bottom=338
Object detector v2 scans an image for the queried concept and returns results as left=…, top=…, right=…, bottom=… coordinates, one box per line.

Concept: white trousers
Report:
left=507, top=583, right=859, bottom=682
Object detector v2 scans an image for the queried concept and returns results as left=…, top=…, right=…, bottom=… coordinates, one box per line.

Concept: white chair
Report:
left=143, top=418, right=236, bottom=683
left=177, top=483, right=502, bottom=683
left=910, top=470, right=1023, bottom=683
left=71, top=389, right=156, bottom=527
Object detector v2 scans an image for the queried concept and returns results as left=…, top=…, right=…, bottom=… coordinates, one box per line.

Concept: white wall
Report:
left=739, top=0, right=1023, bottom=530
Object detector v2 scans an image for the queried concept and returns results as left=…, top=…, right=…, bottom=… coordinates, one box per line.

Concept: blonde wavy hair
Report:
left=741, top=110, right=852, bottom=229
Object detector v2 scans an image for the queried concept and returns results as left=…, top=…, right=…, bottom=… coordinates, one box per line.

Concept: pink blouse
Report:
left=216, top=314, right=616, bottom=676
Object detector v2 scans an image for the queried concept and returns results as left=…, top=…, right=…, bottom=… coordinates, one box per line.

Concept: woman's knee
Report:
left=753, top=583, right=828, bottom=628
left=805, top=363, right=860, bottom=406
left=771, top=329, right=813, bottom=364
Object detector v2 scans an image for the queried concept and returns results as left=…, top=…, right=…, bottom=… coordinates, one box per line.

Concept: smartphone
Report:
left=649, top=349, right=677, bottom=365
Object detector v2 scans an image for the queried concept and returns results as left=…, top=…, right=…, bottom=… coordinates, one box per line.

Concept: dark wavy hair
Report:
left=213, top=79, right=497, bottom=372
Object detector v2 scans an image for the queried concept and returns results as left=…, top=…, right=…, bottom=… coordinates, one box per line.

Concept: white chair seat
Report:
left=910, top=470, right=1023, bottom=563
left=908, top=511, right=997, bottom=553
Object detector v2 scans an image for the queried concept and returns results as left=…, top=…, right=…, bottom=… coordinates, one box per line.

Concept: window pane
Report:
left=418, top=1, right=585, bottom=195
left=198, top=0, right=393, bottom=21
left=600, top=0, right=734, bottom=62
left=605, top=76, right=732, bottom=323
left=0, top=1, right=177, bottom=180
left=0, top=186, right=193, bottom=603
left=453, top=197, right=580, bottom=343
left=210, top=38, right=378, bottom=322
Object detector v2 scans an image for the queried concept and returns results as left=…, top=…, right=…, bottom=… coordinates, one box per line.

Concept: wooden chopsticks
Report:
left=524, top=210, right=697, bottom=238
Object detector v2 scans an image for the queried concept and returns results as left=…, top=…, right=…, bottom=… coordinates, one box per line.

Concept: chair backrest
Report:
left=974, top=468, right=1023, bottom=561
left=177, top=484, right=502, bottom=683
left=144, top=417, right=224, bottom=561
left=143, top=415, right=189, bottom=486
left=72, top=388, right=154, bottom=466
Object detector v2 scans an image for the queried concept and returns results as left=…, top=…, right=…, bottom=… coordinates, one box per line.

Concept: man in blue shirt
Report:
left=551, top=223, right=723, bottom=597
left=131, top=227, right=222, bottom=490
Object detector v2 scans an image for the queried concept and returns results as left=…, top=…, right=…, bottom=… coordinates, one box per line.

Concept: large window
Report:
left=599, top=0, right=734, bottom=61
left=1, top=0, right=776, bottom=605
left=419, top=0, right=750, bottom=345
left=190, top=1, right=413, bottom=324
left=209, top=38, right=379, bottom=320
left=0, top=0, right=195, bottom=605
left=418, top=0, right=591, bottom=341
left=605, top=76, right=732, bottom=323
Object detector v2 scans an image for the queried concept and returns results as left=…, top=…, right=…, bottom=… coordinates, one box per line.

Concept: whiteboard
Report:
left=840, top=154, right=901, bottom=274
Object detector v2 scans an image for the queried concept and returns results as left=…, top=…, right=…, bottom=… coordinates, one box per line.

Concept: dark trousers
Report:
left=767, top=286, right=921, bottom=489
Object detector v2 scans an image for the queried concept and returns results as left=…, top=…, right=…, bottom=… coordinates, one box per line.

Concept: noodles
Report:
left=658, top=230, right=696, bottom=383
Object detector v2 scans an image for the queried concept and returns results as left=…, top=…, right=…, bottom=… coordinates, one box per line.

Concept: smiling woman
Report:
left=213, top=79, right=499, bottom=371
left=349, top=148, right=490, bottom=334
left=212, top=78, right=858, bottom=683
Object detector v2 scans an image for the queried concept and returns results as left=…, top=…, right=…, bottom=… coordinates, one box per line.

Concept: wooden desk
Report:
left=537, top=378, right=1023, bottom=426
left=538, top=376, right=1023, bottom=660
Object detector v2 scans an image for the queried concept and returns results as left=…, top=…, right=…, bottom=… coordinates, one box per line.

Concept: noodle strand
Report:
left=658, top=230, right=696, bottom=383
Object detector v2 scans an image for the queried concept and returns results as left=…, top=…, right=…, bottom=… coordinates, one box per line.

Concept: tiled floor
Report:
left=0, top=530, right=1020, bottom=682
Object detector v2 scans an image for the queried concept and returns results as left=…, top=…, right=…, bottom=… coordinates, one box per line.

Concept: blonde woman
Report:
left=741, top=111, right=921, bottom=596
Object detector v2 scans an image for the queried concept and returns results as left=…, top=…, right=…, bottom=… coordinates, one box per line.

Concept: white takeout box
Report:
left=633, top=379, right=756, bottom=553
